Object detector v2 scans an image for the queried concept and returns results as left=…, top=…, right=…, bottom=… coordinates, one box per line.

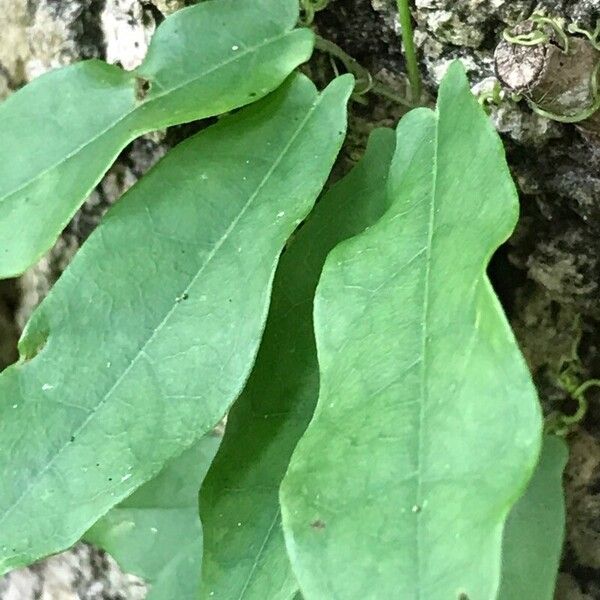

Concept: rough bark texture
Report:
left=0, top=0, right=599, bottom=598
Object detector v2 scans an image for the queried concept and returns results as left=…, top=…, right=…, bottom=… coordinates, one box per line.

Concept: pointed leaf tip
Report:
left=0, top=0, right=314, bottom=278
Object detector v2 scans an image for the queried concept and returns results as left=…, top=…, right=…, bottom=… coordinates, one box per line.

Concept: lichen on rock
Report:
left=0, top=543, right=145, bottom=600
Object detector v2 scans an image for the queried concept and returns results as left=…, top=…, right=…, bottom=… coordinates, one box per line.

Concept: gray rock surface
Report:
left=0, top=0, right=599, bottom=597
left=0, top=545, right=145, bottom=600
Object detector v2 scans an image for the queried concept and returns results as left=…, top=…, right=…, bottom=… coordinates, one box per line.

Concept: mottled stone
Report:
left=0, top=543, right=145, bottom=600
left=102, top=0, right=155, bottom=70
left=564, top=431, right=600, bottom=580
left=150, top=0, right=185, bottom=16
left=0, top=0, right=29, bottom=98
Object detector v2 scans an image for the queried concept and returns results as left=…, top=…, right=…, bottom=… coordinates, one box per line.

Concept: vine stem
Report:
left=314, top=35, right=413, bottom=108
left=396, top=0, right=422, bottom=103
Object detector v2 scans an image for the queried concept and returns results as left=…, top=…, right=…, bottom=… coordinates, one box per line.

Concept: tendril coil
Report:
left=503, top=15, right=600, bottom=123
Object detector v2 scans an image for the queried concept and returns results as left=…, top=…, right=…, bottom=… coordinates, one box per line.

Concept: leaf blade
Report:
left=199, top=129, right=397, bottom=600
left=498, top=435, right=568, bottom=600
left=280, top=62, right=543, bottom=599
left=0, top=73, right=353, bottom=575
left=85, top=433, right=222, bottom=600
left=0, top=0, right=313, bottom=278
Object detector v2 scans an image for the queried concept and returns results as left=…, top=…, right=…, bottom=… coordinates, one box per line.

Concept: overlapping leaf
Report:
left=0, top=73, right=352, bottom=575
left=498, top=435, right=568, bottom=599
left=0, top=0, right=313, bottom=278
left=280, top=62, right=543, bottom=599
left=86, top=433, right=222, bottom=600
left=199, top=129, right=396, bottom=599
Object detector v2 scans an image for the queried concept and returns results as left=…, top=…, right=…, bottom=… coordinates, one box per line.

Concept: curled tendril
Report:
left=568, top=21, right=600, bottom=50
left=503, top=28, right=549, bottom=46
left=503, top=13, right=570, bottom=53
left=299, top=0, right=329, bottom=25
left=531, top=14, right=571, bottom=52
left=477, top=80, right=503, bottom=110
left=545, top=323, right=600, bottom=436
left=503, top=15, right=600, bottom=123
left=547, top=378, right=600, bottom=436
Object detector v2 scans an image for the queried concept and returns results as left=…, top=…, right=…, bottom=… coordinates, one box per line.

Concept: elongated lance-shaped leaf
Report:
left=199, top=129, right=396, bottom=600
left=85, top=432, right=222, bottom=600
left=498, top=435, right=568, bottom=599
left=280, top=62, right=543, bottom=599
left=0, top=73, right=353, bottom=575
left=0, top=0, right=313, bottom=279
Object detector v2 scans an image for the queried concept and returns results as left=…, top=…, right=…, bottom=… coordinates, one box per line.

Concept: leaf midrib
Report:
left=236, top=510, right=281, bottom=600
left=0, top=89, right=325, bottom=534
left=0, top=30, right=294, bottom=207
left=414, top=111, right=439, bottom=599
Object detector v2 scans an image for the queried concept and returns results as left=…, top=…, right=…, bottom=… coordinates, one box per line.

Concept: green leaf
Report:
left=0, top=0, right=313, bottom=278
left=498, top=435, right=568, bottom=600
left=199, top=129, right=396, bottom=600
left=0, top=73, right=353, bottom=575
left=85, top=432, right=222, bottom=600
left=280, top=61, right=543, bottom=599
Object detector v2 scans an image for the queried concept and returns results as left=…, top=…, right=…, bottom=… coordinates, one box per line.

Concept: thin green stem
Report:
left=314, top=35, right=413, bottom=108
left=299, top=0, right=329, bottom=25
left=396, top=0, right=422, bottom=103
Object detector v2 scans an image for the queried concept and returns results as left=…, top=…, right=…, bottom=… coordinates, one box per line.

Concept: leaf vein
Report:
left=1, top=31, right=293, bottom=206
left=236, top=510, right=281, bottom=600
left=415, top=113, right=439, bottom=600
left=0, top=88, right=324, bottom=530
